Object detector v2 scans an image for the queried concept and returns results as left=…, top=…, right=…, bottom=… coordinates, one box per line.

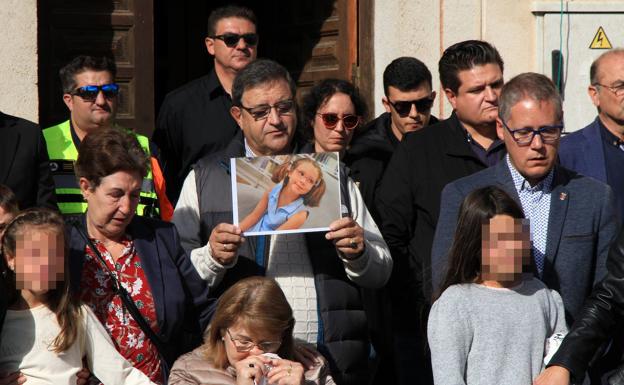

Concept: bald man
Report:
left=559, top=49, right=624, bottom=220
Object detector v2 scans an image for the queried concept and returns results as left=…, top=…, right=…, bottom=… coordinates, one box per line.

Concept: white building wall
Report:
left=372, top=0, right=609, bottom=119
left=0, top=0, right=38, bottom=122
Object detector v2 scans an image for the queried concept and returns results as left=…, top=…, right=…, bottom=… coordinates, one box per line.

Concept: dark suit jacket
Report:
left=559, top=118, right=606, bottom=183
left=375, top=112, right=500, bottom=318
left=431, top=160, right=619, bottom=322
left=558, top=117, right=624, bottom=225
left=67, top=215, right=215, bottom=367
left=0, top=112, right=56, bottom=209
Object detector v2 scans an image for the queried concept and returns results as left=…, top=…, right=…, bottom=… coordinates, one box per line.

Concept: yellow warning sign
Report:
left=589, top=27, right=612, bottom=49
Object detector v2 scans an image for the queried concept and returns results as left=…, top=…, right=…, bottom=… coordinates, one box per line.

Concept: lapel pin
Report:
left=559, top=192, right=568, bottom=201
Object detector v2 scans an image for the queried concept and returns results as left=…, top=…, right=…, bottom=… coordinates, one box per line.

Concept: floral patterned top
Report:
left=80, top=236, right=162, bottom=384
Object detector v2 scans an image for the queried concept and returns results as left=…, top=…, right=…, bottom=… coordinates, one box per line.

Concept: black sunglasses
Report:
left=71, top=83, right=120, bottom=102
left=388, top=97, right=434, bottom=117
left=210, top=33, right=259, bottom=48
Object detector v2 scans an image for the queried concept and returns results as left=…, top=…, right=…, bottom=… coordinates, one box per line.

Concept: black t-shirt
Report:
left=153, top=69, right=240, bottom=204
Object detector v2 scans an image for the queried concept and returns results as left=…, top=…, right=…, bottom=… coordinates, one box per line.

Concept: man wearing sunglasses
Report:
left=376, top=40, right=506, bottom=385
left=153, top=5, right=258, bottom=206
left=347, top=57, right=438, bottom=221
left=43, top=55, right=171, bottom=220
left=432, top=74, right=617, bottom=339
left=559, top=49, right=624, bottom=221
left=173, top=59, right=391, bottom=385
left=344, top=57, right=438, bottom=385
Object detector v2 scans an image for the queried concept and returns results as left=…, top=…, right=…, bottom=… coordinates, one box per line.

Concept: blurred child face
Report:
left=287, top=162, right=320, bottom=196
left=6, top=226, right=65, bottom=293
left=481, top=215, right=531, bottom=282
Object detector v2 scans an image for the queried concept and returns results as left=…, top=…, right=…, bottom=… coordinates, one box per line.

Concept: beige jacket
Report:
left=168, top=346, right=335, bottom=385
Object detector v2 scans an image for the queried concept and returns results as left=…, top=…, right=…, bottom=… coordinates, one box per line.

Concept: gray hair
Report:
left=231, top=59, right=296, bottom=107
left=498, top=72, right=562, bottom=122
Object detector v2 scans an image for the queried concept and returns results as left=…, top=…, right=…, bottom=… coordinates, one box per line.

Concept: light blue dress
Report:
left=248, top=182, right=307, bottom=232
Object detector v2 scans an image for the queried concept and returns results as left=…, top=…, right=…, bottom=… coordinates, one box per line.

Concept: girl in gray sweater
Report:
left=428, top=186, right=567, bottom=385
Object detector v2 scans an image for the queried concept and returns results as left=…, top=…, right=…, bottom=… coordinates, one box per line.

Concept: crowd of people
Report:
left=2, top=4, right=624, bottom=385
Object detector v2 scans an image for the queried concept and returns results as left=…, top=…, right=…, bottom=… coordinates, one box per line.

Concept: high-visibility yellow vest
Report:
left=43, top=120, right=159, bottom=217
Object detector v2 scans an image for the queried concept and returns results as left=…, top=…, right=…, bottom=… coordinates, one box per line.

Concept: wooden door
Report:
left=155, top=0, right=373, bottom=120
left=260, top=0, right=373, bottom=114
left=38, top=0, right=154, bottom=136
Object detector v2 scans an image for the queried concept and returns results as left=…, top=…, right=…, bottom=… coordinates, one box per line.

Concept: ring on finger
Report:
left=349, top=238, right=358, bottom=249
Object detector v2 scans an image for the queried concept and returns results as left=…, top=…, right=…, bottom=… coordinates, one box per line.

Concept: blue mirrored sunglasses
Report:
left=71, top=83, right=120, bottom=101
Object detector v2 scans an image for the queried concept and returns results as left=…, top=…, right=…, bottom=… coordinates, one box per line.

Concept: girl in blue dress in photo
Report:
left=239, top=156, right=326, bottom=233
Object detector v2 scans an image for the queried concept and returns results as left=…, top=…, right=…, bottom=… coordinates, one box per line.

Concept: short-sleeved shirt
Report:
left=80, top=236, right=162, bottom=384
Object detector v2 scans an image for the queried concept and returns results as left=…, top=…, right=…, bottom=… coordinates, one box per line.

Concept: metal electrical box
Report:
left=533, top=2, right=624, bottom=133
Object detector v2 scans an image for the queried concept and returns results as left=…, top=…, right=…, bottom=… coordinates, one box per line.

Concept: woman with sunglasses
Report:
left=300, top=79, right=366, bottom=155
left=169, top=276, right=334, bottom=385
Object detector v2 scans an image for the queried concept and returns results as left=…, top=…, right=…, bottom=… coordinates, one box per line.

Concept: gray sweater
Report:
left=428, top=277, right=567, bottom=385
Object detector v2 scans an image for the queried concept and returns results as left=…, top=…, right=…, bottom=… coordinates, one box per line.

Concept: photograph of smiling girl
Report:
left=231, top=152, right=341, bottom=236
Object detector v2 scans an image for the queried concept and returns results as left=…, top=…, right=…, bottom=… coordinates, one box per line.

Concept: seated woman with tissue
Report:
left=168, top=276, right=334, bottom=385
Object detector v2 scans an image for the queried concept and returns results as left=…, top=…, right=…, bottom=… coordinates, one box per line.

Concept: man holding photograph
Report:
left=236, top=154, right=334, bottom=234
left=173, top=59, right=391, bottom=385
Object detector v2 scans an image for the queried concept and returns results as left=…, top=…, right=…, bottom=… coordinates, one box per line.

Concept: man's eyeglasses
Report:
left=500, top=118, right=563, bottom=146
left=388, top=97, right=434, bottom=117
left=210, top=33, right=259, bottom=48
left=593, top=82, right=624, bottom=97
left=71, top=83, right=120, bottom=102
left=239, top=100, right=295, bottom=121
left=317, top=113, right=360, bottom=130
left=225, top=329, right=282, bottom=353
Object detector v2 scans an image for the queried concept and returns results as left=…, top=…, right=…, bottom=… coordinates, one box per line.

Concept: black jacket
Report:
left=375, top=112, right=504, bottom=321
left=0, top=112, right=56, bottom=210
left=549, top=228, right=624, bottom=384
left=345, top=112, right=438, bottom=222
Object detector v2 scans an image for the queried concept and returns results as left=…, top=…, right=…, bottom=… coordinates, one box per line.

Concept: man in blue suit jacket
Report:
left=559, top=49, right=624, bottom=220
left=431, top=73, right=619, bottom=323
